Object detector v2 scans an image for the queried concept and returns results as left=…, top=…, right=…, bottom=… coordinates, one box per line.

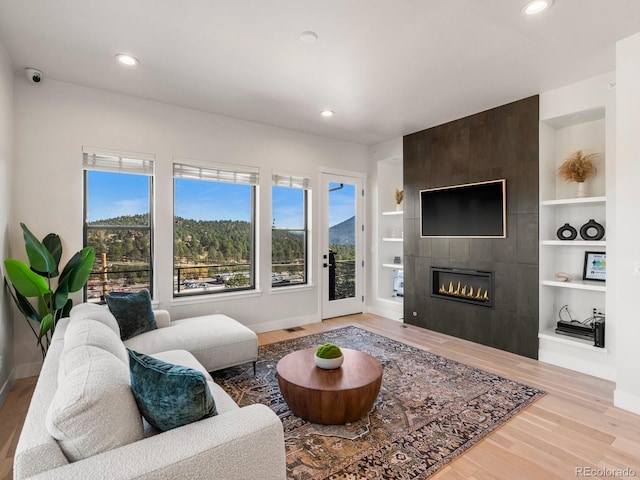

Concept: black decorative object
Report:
left=580, top=219, right=605, bottom=241
left=556, top=223, right=577, bottom=240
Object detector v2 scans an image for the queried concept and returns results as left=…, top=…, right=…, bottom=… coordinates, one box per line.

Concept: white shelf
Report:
left=542, top=280, right=606, bottom=292
left=382, top=263, right=403, bottom=269
left=540, top=196, right=606, bottom=206
left=382, top=210, right=403, bottom=216
left=382, top=237, right=403, bottom=242
left=539, top=328, right=608, bottom=353
left=541, top=240, right=606, bottom=247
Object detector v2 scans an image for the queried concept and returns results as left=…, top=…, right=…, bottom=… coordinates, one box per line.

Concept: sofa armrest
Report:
left=153, top=309, right=171, bottom=329
left=26, top=404, right=286, bottom=480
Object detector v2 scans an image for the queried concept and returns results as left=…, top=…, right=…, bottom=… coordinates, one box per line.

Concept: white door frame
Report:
left=320, top=170, right=365, bottom=319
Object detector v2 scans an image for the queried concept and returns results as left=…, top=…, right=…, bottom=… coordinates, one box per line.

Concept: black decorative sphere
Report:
left=580, top=219, right=605, bottom=241
left=557, top=223, right=577, bottom=241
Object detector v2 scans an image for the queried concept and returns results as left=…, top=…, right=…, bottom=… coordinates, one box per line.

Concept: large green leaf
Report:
left=65, top=247, right=95, bottom=293
left=21, top=224, right=57, bottom=276
left=38, top=294, right=51, bottom=318
left=53, top=277, right=69, bottom=310
left=42, top=233, right=62, bottom=276
left=4, top=279, right=41, bottom=323
left=60, top=298, right=73, bottom=319
left=4, top=259, right=49, bottom=298
left=39, top=313, right=54, bottom=340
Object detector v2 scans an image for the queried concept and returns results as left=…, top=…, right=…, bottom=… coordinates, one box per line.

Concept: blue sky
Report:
left=86, top=172, right=149, bottom=222
left=174, top=178, right=252, bottom=222
left=329, top=182, right=355, bottom=227
left=87, top=172, right=356, bottom=228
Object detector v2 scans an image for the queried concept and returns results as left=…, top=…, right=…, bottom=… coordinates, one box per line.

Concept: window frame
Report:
left=271, top=173, right=311, bottom=289
left=82, top=149, right=155, bottom=302
left=172, top=161, right=259, bottom=298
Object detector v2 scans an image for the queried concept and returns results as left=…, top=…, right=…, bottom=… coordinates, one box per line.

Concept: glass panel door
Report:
left=321, top=173, right=363, bottom=319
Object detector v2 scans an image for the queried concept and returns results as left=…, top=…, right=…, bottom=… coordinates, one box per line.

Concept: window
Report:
left=83, top=148, right=154, bottom=303
left=173, top=162, right=258, bottom=296
left=272, top=174, right=310, bottom=287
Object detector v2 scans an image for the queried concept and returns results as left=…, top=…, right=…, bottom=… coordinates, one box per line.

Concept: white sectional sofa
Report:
left=14, top=303, right=286, bottom=480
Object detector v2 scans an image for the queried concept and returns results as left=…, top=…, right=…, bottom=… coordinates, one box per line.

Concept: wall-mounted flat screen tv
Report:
left=420, top=179, right=506, bottom=238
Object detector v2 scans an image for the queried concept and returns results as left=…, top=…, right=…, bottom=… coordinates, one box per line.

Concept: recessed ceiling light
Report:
left=320, top=109, right=335, bottom=118
left=521, top=0, right=553, bottom=15
left=115, top=54, right=139, bottom=66
left=300, top=31, right=318, bottom=43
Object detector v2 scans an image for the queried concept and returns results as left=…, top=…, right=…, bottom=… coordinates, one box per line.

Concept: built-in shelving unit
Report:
left=372, top=156, right=404, bottom=320
left=538, top=81, right=615, bottom=381
left=538, top=328, right=608, bottom=353
left=380, top=210, right=403, bottom=304
left=541, top=279, right=606, bottom=291
left=541, top=240, right=606, bottom=247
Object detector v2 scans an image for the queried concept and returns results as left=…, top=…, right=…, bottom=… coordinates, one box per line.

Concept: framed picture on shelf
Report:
left=583, top=251, right=606, bottom=282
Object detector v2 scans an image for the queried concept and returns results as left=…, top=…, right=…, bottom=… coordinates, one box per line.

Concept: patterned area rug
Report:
left=212, top=326, right=544, bottom=479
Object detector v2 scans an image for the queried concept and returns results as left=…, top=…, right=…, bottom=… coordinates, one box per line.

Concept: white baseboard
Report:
left=538, top=350, right=616, bottom=381
left=249, top=314, right=321, bottom=334
left=367, top=305, right=404, bottom=322
left=16, top=361, right=42, bottom=379
left=614, top=389, right=640, bottom=416
left=0, top=368, right=15, bottom=407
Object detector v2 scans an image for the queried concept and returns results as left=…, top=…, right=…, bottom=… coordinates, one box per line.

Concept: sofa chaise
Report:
left=14, top=302, right=286, bottom=479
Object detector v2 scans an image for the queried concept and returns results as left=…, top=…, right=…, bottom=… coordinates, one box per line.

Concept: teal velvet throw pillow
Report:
left=127, top=349, right=218, bottom=431
left=106, top=289, right=157, bottom=341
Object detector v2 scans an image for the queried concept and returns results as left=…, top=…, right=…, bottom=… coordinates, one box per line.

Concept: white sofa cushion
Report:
left=46, top=345, right=144, bottom=462
left=69, top=302, right=121, bottom=336
left=63, top=318, right=129, bottom=365
left=124, top=314, right=258, bottom=372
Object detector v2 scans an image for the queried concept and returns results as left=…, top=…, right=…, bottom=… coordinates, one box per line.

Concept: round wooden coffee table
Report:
left=276, top=348, right=383, bottom=425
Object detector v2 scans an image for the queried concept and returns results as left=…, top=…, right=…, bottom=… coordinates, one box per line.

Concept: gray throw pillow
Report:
left=127, top=349, right=218, bottom=431
left=106, top=289, right=157, bottom=341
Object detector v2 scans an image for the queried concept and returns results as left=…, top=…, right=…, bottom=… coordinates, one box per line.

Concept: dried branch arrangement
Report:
left=557, top=150, right=598, bottom=183
left=395, top=188, right=404, bottom=205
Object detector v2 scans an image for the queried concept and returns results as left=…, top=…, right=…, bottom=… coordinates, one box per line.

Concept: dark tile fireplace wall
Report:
left=402, top=96, right=539, bottom=359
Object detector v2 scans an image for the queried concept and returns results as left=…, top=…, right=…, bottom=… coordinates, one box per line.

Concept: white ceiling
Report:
left=1, top=0, right=639, bottom=146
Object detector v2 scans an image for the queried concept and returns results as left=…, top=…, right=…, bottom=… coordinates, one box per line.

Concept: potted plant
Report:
left=3, top=223, right=95, bottom=358
left=557, top=150, right=598, bottom=197
left=314, top=343, right=344, bottom=369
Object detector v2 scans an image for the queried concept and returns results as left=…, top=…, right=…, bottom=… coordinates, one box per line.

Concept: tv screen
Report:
left=420, top=179, right=506, bottom=238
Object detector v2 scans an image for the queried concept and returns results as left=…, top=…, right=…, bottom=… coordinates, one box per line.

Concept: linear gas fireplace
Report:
left=431, top=267, right=493, bottom=308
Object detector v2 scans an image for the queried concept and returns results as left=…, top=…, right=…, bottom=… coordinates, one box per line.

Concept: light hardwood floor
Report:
left=2, top=314, right=640, bottom=479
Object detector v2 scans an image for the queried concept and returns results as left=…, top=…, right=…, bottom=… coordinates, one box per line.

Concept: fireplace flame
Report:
left=440, top=281, right=489, bottom=302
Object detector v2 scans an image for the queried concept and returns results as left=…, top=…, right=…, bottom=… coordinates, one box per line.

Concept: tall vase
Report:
left=576, top=182, right=586, bottom=198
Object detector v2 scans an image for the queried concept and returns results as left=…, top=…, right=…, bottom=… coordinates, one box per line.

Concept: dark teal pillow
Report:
left=127, top=349, right=218, bottom=431
left=106, top=289, right=157, bottom=341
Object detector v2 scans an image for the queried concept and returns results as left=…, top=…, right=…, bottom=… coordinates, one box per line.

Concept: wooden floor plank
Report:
left=1, top=314, right=639, bottom=480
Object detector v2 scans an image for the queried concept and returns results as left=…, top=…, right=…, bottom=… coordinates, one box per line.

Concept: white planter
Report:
left=314, top=353, right=344, bottom=370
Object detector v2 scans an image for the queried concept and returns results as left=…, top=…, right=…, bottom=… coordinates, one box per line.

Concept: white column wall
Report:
left=614, top=32, right=640, bottom=415
left=0, top=44, right=14, bottom=404
left=12, top=77, right=369, bottom=376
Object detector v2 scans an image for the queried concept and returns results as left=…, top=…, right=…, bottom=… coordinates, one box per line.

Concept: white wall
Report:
left=0, top=44, right=14, bottom=405
left=12, top=77, right=370, bottom=376
left=614, top=32, right=640, bottom=415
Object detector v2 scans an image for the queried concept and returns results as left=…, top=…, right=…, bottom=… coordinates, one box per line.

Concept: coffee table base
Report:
left=276, top=348, right=383, bottom=425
